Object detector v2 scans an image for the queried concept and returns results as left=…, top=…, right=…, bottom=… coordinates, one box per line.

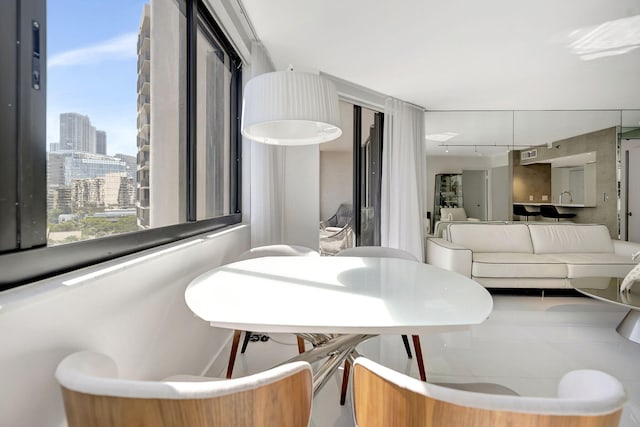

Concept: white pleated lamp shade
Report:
left=241, top=71, right=342, bottom=145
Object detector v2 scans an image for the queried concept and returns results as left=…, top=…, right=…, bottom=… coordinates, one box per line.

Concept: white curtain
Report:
left=248, top=42, right=285, bottom=247
left=381, top=98, right=427, bottom=261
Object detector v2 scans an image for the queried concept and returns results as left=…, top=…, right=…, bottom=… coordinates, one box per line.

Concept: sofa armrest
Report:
left=613, top=239, right=640, bottom=257
left=426, top=238, right=472, bottom=277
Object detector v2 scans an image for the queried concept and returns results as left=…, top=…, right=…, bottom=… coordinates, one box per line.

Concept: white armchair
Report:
left=440, top=207, right=478, bottom=221
left=320, top=203, right=354, bottom=255
left=353, top=357, right=626, bottom=427
left=55, top=351, right=313, bottom=427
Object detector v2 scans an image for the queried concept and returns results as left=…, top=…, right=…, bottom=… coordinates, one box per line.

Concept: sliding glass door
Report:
left=354, top=106, right=383, bottom=246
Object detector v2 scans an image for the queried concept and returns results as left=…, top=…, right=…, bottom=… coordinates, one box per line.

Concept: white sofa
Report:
left=426, top=223, right=640, bottom=289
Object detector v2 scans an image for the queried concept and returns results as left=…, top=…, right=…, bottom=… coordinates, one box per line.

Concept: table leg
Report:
left=279, top=334, right=374, bottom=396
left=339, top=350, right=362, bottom=406
left=283, top=334, right=372, bottom=366
left=340, top=361, right=350, bottom=406
left=312, top=347, right=354, bottom=395
left=226, top=330, right=242, bottom=379
left=412, top=335, right=427, bottom=381
left=616, top=309, right=640, bottom=344
left=401, top=334, right=413, bottom=358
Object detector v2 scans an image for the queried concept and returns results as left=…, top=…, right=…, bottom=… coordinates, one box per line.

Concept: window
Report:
left=0, top=0, right=242, bottom=289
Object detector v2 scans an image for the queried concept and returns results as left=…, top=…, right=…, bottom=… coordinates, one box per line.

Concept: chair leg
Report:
left=339, top=335, right=425, bottom=404
left=340, top=360, right=351, bottom=406
left=412, top=335, right=426, bottom=381
left=226, top=330, right=242, bottom=379
left=296, top=336, right=305, bottom=354
left=240, top=330, right=252, bottom=353
left=401, top=334, right=413, bottom=358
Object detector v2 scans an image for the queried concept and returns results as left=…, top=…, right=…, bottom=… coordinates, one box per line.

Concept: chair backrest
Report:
left=513, top=204, right=529, bottom=216
left=352, top=357, right=625, bottom=427
left=334, top=203, right=353, bottom=227
left=540, top=204, right=560, bottom=217
left=440, top=207, right=468, bottom=221
left=336, top=246, right=418, bottom=262
left=235, top=244, right=319, bottom=261
left=323, top=203, right=353, bottom=228
left=55, top=351, right=313, bottom=427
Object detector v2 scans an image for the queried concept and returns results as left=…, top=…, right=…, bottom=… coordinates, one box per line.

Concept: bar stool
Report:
left=540, top=205, right=576, bottom=221
left=513, top=204, right=540, bottom=221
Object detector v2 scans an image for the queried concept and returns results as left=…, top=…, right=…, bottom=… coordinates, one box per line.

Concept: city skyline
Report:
left=47, top=1, right=147, bottom=157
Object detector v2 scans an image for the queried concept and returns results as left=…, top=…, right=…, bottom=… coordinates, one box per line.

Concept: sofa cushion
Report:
left=448, top=223, right=533, bottom=253
left=528, top=224, right=613, bottom=254
left=440, top=207, right=467, bottom=221
left=548, top=253, right=638, bottom=278
left=472, top=253, right=567, bottom=278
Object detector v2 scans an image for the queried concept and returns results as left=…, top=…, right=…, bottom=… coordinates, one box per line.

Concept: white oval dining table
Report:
left=185, top=256, right=493, bottom=394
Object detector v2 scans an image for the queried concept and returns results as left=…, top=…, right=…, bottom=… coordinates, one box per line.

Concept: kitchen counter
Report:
left=517, top=202, right=586, bottom=208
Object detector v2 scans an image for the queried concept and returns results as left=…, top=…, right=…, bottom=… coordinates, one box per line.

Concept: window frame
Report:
left=0, top=0, right=243, bottom=290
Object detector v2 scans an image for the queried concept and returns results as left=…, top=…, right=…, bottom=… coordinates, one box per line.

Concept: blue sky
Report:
left=47, top=1, right=147, bottom=156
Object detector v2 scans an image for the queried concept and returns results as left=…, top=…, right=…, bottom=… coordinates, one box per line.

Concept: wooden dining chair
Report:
left=352, top=356, right=626, bottom=427
left=226, top=244, right=319, bottom=378
left=55, top=350, right=313, bottom=427
left=336, top=245, right=426, bottom=405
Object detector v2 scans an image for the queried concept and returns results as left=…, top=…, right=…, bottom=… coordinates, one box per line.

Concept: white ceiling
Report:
left=240, top=0, right=640, bottom=155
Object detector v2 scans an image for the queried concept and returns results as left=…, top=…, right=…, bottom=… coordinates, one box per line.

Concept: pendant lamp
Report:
left=241, top=70, right=342, bottom=145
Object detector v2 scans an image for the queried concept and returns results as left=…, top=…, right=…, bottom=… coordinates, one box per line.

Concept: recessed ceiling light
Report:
left=425, top=132, right=458, bottom=142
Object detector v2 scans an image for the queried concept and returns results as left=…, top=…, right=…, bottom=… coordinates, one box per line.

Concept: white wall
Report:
left=320, top=101, right=354, bottom=220
left=150, top=0, right=185, bottom=227
left=320, top=151, right=352, bottom=220
left=0, top=225, right=250, bottom=427
left=490, top=165, right=510, bottom=220
left=283, top=145, right=320, bottom=250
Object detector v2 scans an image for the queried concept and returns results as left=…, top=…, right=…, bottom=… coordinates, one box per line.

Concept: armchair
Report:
left=440, top=207, right=478, bottom=221
left=353, top=357, right=625, bottom=427
left=55, top=351, right=313, bottom=427
left=320, top=203, right=354, bottom=255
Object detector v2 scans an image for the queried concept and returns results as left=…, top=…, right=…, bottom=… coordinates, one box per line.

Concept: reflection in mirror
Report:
left=425, top=110, right=640, bottom=239
left=514, top=123, right=617, bottom=236
left=620, top=110, right=640, bottom=241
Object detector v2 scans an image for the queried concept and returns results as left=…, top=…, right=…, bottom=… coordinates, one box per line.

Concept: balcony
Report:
left=137, top=58, right=150, bottom=78
left=137, top=34, right=150, bottom=55
left=137, top=113, right=150, bottom=129
left=137, top=94, right=150, bottom=109
left=138, top=53, right=151, bottom=74
left=136, top=150, right=150, bottom=165
left=137, top=75, right=150, bottom=94
left=136, top=205, right=149, bottom=227
left=137, top=135, right=150, bottom=149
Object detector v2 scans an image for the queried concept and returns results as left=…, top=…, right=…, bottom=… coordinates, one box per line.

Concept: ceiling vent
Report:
left=520, top=149, right=537, bottom=160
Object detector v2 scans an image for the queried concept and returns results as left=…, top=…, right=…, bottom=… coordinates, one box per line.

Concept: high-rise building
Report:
left=95, top=130, right=107, bottom=154
left=49, top=187, right=72, bottom=213
left=48, top=152, right=130, bottom=213
left=47, top=151, right=128, bottom=186
left=70, top=174, right=134, bottom=209
left=48, top=112, right=137, bottom=214
left=136, top=3, right=151, bottom=228
left=114, top=153, right=137, bottom=184
left=59, top=112, right=96, bottom=153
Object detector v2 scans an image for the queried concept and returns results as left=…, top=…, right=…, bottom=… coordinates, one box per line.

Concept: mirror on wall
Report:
left=425, top=109, right=640, bottom=238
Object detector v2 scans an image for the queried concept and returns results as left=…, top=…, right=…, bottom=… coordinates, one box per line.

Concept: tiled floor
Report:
left=207, top=294, right=640, bottom=426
